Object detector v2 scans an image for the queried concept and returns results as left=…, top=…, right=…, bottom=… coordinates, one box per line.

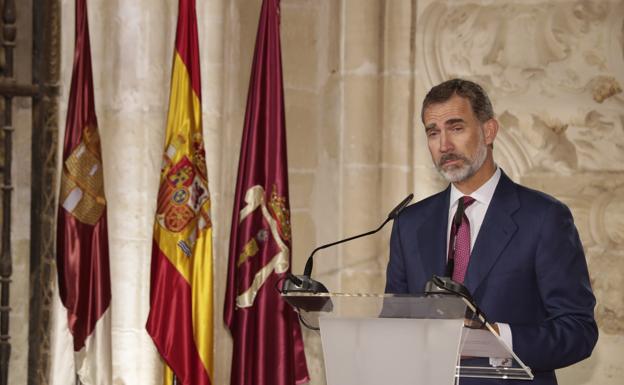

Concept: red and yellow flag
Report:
left=56, top=0, right=112, bottom=384
left=146, top=1, right=213, bottom=384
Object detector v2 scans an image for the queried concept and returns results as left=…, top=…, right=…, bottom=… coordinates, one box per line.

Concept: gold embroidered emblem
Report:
left=269, top=184, right=291, bottom=241
left=59, top=125, right=106, bottom=225
left=238, top=238, right=259, bottom=267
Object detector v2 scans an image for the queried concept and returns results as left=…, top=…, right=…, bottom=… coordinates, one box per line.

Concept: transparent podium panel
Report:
left=282, top=293, right=533, bottom=384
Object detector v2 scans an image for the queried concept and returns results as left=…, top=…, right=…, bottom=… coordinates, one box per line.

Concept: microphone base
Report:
left=424, top=275, right=487, bottom=327
left=424, top=275, right=473, bottom=300
left=281, top=275, right=332, bottom=312
left=282, top=274, right=329, bottom=294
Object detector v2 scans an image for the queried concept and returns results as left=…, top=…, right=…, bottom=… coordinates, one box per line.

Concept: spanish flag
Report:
left=146, top=1, right=213, bottom=385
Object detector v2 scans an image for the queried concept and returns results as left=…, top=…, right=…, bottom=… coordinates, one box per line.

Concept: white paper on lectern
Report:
left=319, top=317, right=464, bottom=385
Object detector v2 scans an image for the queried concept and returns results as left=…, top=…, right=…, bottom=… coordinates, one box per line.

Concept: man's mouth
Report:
left=440, top=154, right=465, bottom=167
left=442, top=159, right=461, bottom=167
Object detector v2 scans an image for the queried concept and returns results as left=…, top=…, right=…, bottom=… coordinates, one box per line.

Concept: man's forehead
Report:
left=423, top=96, right=473, bottom=124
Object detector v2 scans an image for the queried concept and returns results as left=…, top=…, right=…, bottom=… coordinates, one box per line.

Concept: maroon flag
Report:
left=56, top=0, right=112, bottom=383
left=224, top=1, right=310, bottom=385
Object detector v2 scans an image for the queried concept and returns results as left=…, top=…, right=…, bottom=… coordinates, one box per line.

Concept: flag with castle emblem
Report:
left=56, top=0, right=112, bottom=383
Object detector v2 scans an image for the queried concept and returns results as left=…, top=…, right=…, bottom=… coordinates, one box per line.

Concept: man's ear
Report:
left=483, top=118, right=499, bottom=146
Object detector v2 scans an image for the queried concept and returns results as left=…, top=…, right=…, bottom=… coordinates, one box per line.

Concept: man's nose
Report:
left=439, top=132, right=453, bottom=153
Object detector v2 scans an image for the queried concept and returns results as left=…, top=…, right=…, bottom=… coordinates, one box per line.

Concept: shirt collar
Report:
left=449, top=166, right=501, bottom=207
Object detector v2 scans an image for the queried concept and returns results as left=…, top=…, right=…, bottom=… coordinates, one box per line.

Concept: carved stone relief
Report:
left=420, top=1, right=624, bottom=89
left=419, top=1, right=624, bottom=171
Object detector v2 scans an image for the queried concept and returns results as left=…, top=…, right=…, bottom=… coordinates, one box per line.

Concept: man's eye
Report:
left=427, top=130, right=438, bottom=137
left=451, top=126, right=463, bottom=131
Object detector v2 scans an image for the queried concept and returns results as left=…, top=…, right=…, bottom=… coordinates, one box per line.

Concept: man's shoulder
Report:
left=505, top=175, right=571, bottom=215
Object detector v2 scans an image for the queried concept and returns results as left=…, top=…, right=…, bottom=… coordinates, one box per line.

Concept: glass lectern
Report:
left=283, top=292, right=533, bottom=385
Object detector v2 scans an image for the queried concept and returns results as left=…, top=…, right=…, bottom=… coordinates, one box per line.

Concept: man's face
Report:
left=423, top=95, right=490, bottom=183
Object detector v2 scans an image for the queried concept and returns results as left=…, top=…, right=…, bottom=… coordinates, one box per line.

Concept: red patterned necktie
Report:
left=450, top=196, right=476, bottom=283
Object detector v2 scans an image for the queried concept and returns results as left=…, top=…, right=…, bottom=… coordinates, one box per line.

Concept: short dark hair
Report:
left=421, top=79, right=494, bottom=123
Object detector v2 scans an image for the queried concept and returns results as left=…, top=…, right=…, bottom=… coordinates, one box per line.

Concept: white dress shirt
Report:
left=446, top=167, right=501, bottom=254
left=445, top=167, right=513, bottom=361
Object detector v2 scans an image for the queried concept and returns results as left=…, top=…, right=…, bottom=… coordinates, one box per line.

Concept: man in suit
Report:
left=385, top=79, right=598, bottom=384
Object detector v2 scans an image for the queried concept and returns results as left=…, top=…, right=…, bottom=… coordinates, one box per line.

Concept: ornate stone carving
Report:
left=420, top=1, right=624, bottom=93
left=418, top=0, right=624, bottom=175
left=589, top=76, right=622, bottom=103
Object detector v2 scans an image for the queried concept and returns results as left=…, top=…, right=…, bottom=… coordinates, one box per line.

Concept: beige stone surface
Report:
left=285, top=89, right=320, bottom=169
left=290, top=210, right=316, bottom=273
left=343, top=75, right=381, bottom=163
left=381, top=76, right=413, bottom=164
left=281, top=1, right=321, bottom=91
left=382, top=0, right=413, bottom=73
left=341, top=258, right=388, bottom=294
left=343, top=0, right=382, bottom=72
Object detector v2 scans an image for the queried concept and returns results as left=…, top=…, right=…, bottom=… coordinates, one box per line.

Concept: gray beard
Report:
left=437, top=141, right=488, bottom=183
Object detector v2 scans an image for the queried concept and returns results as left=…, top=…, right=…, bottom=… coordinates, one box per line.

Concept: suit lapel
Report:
left=416, top=187, right=450, bottom=281
left=464, top=172, right=520, bottom=293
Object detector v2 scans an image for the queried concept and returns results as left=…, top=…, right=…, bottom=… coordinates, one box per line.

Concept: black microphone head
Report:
left=388, top=193, right=414, bottom=220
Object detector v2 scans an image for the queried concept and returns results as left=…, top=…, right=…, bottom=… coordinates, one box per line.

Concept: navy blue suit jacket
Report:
left=385, top=171, right=598, bottom=385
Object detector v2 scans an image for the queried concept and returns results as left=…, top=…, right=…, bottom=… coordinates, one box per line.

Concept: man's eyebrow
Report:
left=425, top=118, right=466, bottom=131
left=444, top=118, right=465, bottom=126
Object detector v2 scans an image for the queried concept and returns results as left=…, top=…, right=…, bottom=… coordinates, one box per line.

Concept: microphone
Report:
left=281, top=194, right=414, bottom=295
left=446, top=197, right=465, bottom=277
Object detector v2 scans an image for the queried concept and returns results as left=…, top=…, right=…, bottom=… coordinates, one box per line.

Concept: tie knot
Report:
left=462, top=196, right=475, bottom=208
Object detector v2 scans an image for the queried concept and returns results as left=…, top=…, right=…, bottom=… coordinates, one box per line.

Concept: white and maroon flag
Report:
left=54, top=0, right=112, bottom=383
